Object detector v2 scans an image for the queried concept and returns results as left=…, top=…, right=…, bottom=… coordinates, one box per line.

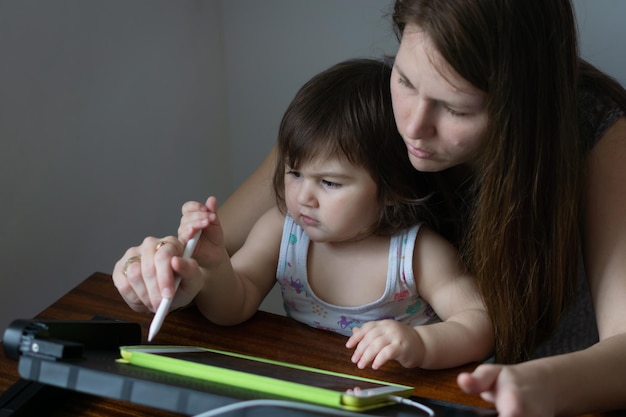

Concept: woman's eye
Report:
left=286, top=170, right=301, bottom=178
left=444, top=106, right=467, bottom=117
left=397, top=77, right=412, bottom=88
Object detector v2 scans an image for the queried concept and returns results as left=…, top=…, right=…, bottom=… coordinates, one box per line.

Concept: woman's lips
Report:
left=406, top=142, right=434, bottom=159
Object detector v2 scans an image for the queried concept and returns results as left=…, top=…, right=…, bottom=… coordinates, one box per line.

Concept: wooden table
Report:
left=0, top=272, right=611, bottom=416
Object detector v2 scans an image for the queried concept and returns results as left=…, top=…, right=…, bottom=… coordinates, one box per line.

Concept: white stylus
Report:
left=148, top=230, right=202, bottom=341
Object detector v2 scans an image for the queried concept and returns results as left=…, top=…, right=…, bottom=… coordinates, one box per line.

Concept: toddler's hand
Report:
left=345, top=319, right=424, bottom=369
left=178, top=196, right=226, bottom=268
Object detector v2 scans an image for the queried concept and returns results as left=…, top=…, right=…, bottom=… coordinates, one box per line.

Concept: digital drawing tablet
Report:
left=118, top=345, right=413, bottom=412
left=15, top=346, right=496, bottom=416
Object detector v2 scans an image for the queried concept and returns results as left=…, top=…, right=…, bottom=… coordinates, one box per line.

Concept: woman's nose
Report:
left=404, top=101, right=436, bottom=139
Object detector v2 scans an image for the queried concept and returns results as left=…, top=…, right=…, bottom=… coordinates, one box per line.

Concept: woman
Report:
left=114, top=1, right=626, bottom=415
left=217, top=1, right=626, bottom=416
left=389, top=1, right=626, bottom=416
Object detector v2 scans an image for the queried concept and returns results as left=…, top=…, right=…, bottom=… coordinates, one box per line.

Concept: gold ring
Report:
left=123, top=255, right=142, bottom=277
left=155, top=241, right=172, bottom=252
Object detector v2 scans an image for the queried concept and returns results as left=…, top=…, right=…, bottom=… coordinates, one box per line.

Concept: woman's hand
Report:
left=457, top=363, right=555, bottom=417
left=113, top=197, right=227, bottom=314
left=112, top=235, right=203, bottom=313
left=346, top=319, right=425, bottom=369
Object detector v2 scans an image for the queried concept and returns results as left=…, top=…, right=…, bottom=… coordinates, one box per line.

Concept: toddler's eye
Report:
left=322, top=180, right=340, bottom=189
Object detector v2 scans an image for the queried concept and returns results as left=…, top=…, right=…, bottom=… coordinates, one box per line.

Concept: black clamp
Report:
left=2, top=318, right=142, bottom=361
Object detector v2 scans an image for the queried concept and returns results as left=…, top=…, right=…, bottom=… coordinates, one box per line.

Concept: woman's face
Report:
left=391, top=24, right=488, bottom=172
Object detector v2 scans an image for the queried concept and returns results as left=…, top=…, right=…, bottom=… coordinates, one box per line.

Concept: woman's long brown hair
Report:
left=392, top=0, right=587, bottom=363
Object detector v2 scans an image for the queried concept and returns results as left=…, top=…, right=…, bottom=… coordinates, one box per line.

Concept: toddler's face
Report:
left=284, top=156, right=379, bottom=243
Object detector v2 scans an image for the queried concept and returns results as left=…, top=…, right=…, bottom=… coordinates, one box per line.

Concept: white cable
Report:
left=191, top=399, right=373, bottom=417
left=387, top=395, right=435, bottom=416
left=191, top=396, right=436, bottom=417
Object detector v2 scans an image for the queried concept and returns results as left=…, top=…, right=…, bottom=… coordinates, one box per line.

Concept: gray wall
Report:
left=574, top=0, right=626, bottom=86
left=1, top=1, right=624, bottom=333
left=0, top=1, right=230, bottom=331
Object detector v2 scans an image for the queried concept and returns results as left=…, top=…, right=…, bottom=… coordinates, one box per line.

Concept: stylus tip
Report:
left=147, top=325, right=157, bottom=342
